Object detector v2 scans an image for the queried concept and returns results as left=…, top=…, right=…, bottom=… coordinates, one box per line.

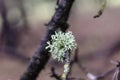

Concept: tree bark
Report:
left=20, top=0, right=75, bottom=80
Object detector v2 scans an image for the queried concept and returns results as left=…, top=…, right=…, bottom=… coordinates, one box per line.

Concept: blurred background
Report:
left=0, top=0, right=120, bottom=80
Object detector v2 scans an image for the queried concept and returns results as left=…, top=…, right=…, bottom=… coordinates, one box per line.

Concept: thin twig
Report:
left=50, top=67, right=61, bottom=80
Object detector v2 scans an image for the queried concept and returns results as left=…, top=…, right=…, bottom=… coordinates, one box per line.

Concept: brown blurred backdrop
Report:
left=0, top=0, right=120, bottom=80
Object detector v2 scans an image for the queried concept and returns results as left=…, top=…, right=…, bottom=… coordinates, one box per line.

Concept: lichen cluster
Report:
left=46, top=31, right=77, bottom=62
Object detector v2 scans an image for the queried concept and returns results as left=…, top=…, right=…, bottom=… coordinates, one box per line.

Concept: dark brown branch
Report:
left=20, top=0, right=75, bottom=80
left=50, top=67, right=61, bottom=80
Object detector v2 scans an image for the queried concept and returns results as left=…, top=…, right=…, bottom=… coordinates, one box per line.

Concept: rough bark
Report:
left=20, top=0, right=75, bottom=80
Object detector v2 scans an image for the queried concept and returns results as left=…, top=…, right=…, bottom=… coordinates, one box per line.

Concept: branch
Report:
left=20, top=0, right=75, bottom=80
left=50, top=67, right=61, bottom=80
left=50, top=67, right=85, bottom=80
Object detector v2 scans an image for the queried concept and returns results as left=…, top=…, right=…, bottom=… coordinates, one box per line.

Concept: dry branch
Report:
left=20, top=0, right=75, bottom=80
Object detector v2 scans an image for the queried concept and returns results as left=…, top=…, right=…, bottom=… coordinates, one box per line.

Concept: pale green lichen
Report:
left=46, top=30, right=77, bottom=62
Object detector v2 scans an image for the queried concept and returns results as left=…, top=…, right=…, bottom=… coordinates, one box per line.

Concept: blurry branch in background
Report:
left=18, top=0, right=29, bottom=32
left=76, top=41, right=120, bottom=80
left=0, top=0, right=10, bottom=46
left=69, top=48, right=116, bottom=80
left=0, top=0, right=28, bottom=61
left=75, top=48, right=115, bottom=80
left=111, top=61, right=120, bottom=80
left=74, top=40, right=120, bottom=80
left=20, top=0, right=75, bottom=80
left=87, top=68, right=115, bottom=80
left=94, top=0, right=107, bottom=18
left=97, top=68, right=115, bottom=80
